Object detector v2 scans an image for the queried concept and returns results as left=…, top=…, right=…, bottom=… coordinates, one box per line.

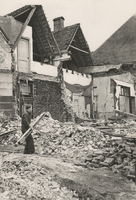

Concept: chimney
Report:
left=53, top=17, right=65, bottom=32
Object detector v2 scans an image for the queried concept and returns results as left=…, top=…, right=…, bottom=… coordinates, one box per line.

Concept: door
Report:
left=18, top=38, right=30, bottom=73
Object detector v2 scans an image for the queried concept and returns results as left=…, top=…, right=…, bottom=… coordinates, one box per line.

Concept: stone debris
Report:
left=0, top=154, right=78, bottom=200
left=1, top=113, right=136, bottom=195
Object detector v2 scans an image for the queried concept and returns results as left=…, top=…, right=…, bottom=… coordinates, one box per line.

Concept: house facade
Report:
left=0, top=5, right=93, bottom=121
left=79, top=14, right=136, bottom=119
left=52, top=16, right=93, bottom=118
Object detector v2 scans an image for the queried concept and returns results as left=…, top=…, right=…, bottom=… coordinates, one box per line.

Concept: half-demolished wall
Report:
left=0, top=32, right=13, bottom=119
left=93, top=70, right=135, bottom=119
left=33, top=74, right=74, bottom=122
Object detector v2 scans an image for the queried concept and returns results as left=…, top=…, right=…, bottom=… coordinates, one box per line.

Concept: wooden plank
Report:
left=70, top=45, right=89, bottom=54
left=13, top=6, right=36, bottom=51
left=100, top=129, right=136, bottom=139
left=0, top=129, right=16, bottom=137
left=114, top=109, right=136, bottom=118
left=15, top=112, right=47, bottom=145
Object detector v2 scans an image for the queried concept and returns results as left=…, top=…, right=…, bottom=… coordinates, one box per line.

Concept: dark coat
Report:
left=22, top=112, right=31, bottom=134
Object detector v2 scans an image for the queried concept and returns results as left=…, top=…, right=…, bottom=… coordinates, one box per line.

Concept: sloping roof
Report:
left=53, top=24, right=93, bottom=67
left=7, top=5, right=60, bottom=56
left=0, top=16, right=22, bottom=46
left=93, top=14, right=136, bottom=65
left=53, top=23, right=80, bottom=51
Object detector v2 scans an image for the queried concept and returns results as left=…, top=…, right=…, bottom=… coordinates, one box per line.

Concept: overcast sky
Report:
left=0, top=0, right=136, bottom=51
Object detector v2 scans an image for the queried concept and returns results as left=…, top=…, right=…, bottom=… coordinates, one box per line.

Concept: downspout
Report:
left=90, top=73, right=94, bottom=118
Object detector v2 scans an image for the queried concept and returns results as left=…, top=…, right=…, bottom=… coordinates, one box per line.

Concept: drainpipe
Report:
left=90, top=73, right=94, bottom=118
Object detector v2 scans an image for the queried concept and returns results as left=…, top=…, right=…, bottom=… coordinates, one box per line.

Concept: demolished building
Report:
left=0, top=5, right=93, bottom=121
left=79, top=14, right=136, bottom=119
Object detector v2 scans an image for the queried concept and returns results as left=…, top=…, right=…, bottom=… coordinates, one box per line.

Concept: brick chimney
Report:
left=53, top=17, right=65, bottom=32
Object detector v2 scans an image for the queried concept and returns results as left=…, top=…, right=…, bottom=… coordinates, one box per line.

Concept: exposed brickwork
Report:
left=33, top=77, right=74, bottom=122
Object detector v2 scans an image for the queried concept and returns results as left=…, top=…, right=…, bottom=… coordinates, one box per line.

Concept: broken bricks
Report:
left=1, top=112, right=136, bottom=181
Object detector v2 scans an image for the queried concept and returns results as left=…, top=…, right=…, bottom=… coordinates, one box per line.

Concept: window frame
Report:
left=17, top=37, right=30, bottom=73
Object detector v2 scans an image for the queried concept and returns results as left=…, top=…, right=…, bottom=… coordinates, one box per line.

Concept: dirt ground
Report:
left=1, top=153, right=136, bottom=200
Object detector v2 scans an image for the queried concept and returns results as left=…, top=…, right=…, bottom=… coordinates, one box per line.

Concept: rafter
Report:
left=13, top=6, right=36, bottom=51
left=70, top=45, right=89, bottom=54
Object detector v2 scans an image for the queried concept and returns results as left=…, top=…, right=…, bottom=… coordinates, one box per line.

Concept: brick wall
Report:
left=33, top=78, right=74, bottom=122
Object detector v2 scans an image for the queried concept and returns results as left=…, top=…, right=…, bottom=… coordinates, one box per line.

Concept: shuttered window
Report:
left=18, top=38, right=30, bottom=73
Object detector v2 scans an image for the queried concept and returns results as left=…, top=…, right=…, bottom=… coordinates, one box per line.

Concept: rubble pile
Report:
left=0, top=154, right=78, bottom=200
left=32, top=116, right=136, bottom=178
left=1, top=113, right=136, bottom=179
left=0, top=117, right=22, bottom=145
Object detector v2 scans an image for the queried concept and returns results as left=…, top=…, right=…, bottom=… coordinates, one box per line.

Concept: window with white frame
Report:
left=18, top=38, right=30, bottom=73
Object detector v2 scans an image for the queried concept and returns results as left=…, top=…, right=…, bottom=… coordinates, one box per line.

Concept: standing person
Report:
left=22, top=105, right=35, bottom=154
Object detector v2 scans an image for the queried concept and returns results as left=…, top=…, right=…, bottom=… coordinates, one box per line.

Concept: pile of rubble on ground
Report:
left=0, top=153, right=78, bottom=200
left=32, top=115, right=136, bottom=179
left=0, top=115, right=22, bottom=145
left=1, top=113, right=136, bottom=179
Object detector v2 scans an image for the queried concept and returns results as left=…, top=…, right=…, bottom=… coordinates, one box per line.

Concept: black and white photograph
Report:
left=0, top=0, right=136, bottom=199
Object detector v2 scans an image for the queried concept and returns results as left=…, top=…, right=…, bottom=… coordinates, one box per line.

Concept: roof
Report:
left=7, top=5, right=60, bottom=56
left=53, top=23, right=80, bottom=51
left=53, top=24, right=93, bottom=67
left=0, top=16, right=22, bottom=46
left=93, top=14, right=136, bottom=65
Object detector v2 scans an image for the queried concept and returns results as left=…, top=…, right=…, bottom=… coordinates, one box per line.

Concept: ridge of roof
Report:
left=7, top=5, right=60, bottom=55
left=6, top=5, right=40, bottom=17
left=93, top=14, right=136, bottom=65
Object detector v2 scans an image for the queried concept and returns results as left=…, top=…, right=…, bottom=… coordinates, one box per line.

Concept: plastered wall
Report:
left=0, top=32, right=11, bottom=70
left=93, top=72, right=135, bottom=119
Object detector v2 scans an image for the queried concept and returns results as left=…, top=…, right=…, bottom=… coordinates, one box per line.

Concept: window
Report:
left=20, top=80, right=33, bottom=96
left=120, top=86, right=130, bottom=96
left=18, top=38, right=30, bottom=73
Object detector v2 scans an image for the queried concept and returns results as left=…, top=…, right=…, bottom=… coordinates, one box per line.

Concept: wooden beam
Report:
left=15, top=112, right=49, bottom=145
left=13, top=7, right=36, bottom=51
left=0, top=129, right=16, bottom=137
left=67, top=24, right=80, bottom=50
left=51, top=32, right=61, bottom=56
left=114, top=109, right=136, bottom=118
left=70, top=45, right=89, bottom=54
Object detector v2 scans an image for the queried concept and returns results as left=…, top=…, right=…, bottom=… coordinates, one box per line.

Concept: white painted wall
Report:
left=0, top=73, right=12, bottom=96
left=14, top=26, right=33, bottom=72
left=63, top=68, right=92, bottom=86
left=32, top=61, right=57, bottom=77
left=93, top=72, right=135, bottom=119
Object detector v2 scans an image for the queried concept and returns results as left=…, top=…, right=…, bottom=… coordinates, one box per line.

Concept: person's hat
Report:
left=26, top=105, right=31, bottom=110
